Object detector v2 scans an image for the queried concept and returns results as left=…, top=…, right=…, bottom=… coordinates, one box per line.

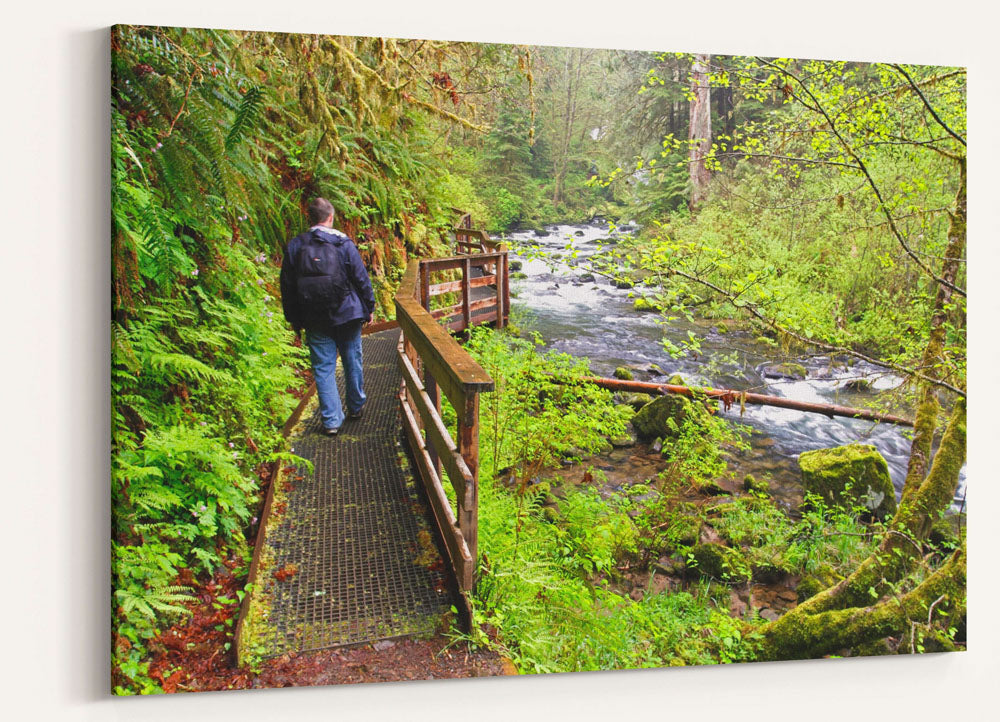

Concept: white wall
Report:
left=2, top=1, right=996, bottom=719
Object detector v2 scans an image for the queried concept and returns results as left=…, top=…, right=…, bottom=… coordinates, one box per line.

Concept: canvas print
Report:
left=111, top=24, right=967, bottom=694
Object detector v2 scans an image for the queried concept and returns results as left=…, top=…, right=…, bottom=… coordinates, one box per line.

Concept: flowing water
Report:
left=504, top=221, right=967, bottom=511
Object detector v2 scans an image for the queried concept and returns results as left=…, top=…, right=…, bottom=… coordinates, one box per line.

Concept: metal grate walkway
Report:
left=249, top=329, right=452, bottom=657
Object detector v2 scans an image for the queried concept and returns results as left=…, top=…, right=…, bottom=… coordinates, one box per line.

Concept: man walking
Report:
left=280, top=197, right=376, bottom=436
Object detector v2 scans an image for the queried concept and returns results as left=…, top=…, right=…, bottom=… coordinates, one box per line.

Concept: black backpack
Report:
left=293, top=230, right=351, bottom=328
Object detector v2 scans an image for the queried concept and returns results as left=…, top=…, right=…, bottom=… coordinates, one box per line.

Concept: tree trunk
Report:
left=758, top=157, right=967, bottom=657
left=688, top=53, right=711, bottom=210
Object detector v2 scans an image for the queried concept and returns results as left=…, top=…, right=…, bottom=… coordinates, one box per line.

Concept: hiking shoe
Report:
left=323, top=426, right=340, bottom=436
left=348, top=406, right=365, bottom=420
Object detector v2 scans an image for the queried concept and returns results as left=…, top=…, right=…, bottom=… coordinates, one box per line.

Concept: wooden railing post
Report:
left=461, top=257, right=472, bottom=333
left=501, top=249, right=510, bottom=325
left=457, top=393, right=480, bottom=569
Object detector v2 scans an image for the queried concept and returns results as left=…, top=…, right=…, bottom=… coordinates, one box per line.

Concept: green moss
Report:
left=633, top=297, right=657, bottom=312
left=743, top=474, right=770, bottom=494
left=689, top=543, right=751, bottom=584
left=511, top=271, right=528, bottom=280
left=715, top=324, right=729, bottom=334
left=620, top=392, right=654, bottom=412
left=666, top=373, right=686, bottom=386
left=772, top=362, right=807, bottom=379
left=631, top=394, right=707, bottom=441
left=799, top=443, right=897, bottom=517
left=613, top=366, right=633, bottom=380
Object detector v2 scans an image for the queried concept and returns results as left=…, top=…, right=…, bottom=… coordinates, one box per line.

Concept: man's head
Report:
left=307, top=197, right=335, bottom=227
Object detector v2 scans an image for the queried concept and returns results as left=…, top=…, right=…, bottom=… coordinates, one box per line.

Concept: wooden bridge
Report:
left=235, top=214, right=509, bottom=662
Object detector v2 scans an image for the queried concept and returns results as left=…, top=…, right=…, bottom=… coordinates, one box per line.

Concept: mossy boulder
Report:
left=799, top=444, right=897, bottom=517
left=614, top=278, right=634, bottom=289
left=666, top=373, right=686, bottom=386
left=511, top=271, right=528, bottom=280
left=509, top=260, right=523, bottom=271
left=631, top=394, right=707, bottom=441
left=689, top=543, right=750, bottom=584
left=763, top=362, right=808, bottom=380
left=843, top=378, right=872, bottom=392
left=613, top=366, right=634, bottom=381
left=620, top=392, right=654, bottom=412
left=633, top=297, right=657, bottom=312
left=579, top=272, right=596, bottom=282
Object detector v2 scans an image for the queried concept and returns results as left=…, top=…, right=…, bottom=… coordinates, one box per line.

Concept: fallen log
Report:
left=579, top=375, right=914, bottom=427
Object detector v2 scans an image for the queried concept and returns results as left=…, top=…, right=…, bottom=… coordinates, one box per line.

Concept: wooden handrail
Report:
left=393, top=216, right=509, bottom=603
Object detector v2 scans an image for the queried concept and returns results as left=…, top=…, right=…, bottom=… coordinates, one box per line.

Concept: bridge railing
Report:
left=394, top=221, right=508, bottom=594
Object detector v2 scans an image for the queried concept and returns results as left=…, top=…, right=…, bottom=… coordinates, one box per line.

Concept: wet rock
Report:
left=574, top=230, right=585, bottom=237
left=579, top=272, right=595, bottom=282
left=759, top=608, right=781, bottom=622
left=651, top=438, right=663, bottom=453
left=799, top=443, right=896, bottom=517
left=511, top=271, right=528, bottom=280
left=614, top=278, right=635, bottom=289
left=843, top=378, right=872, bottom=392
left=761, top=362, right=808, bottom=380
left=645, top=363, right=666, bottom=376
left=509, top=260, right=523, bottom=271
left=613, top=366, right=634, bottom=381
left=533, top=228, right=550, bottom=237
left=729, top=590, right=748, bottom=617
left=631, top=394, right=708, bottom=441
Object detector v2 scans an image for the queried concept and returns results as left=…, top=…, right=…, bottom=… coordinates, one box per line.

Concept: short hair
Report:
left=307, top=197, right=335, bottom=225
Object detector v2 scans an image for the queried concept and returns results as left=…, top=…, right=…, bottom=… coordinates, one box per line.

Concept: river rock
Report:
left=844, top=378, right=872, bottom=392
left=633, top=297, right=657, bottom=312
left=632, top=394, right=707, bottom=441
left=574, top=230, right=585, bottom=236
left=609, top=423, right=638, bottom=448
left=613, top=366, right=634, bottom=380
left=666, top=373, right=686, bottom=386
left=511, top=271, right=528, bottom=280
left=761, top=362, right=808, bottom=380
left=509, top=260, right=523, bottom=271
left=579, top=272, right=595, bottom=282
left=798, top=444, right=897, bottom=517
left=613, top=278, right=634, bottom=289
left=743, top=474, right=771, bottom=494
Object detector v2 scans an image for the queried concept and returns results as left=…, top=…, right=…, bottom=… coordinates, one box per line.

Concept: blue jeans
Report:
left=306, top=321, right=366, bottom=430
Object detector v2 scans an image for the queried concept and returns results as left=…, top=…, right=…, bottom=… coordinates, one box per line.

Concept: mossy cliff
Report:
left=798, top=444, right=896, bottom=517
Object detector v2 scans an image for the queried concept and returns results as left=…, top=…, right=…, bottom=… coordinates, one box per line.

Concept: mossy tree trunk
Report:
left=759, top=159, right=967, bottom=659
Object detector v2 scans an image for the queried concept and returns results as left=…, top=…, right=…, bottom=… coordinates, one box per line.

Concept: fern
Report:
left=226, top=85, right=265, bottom=152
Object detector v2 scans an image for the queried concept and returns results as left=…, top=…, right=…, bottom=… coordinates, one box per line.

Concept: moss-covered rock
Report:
left=614, top=278, right=634, bottom=289
left=693, top=479, right=728, bottom=496
left=511, top=271, right=528, bottom=280
left=843, top=378, right=872, bottom=392
left=799, top=443, right=897, bottom=517
left=715, top=324, right=729, bottom=334
left=613, top=366, right=634, bottom=380
left=743, top=474, right=771, bottom=494
left=633, top=297, right=657, bottom=312
left=689, top=543, right=751, bottom=584
left=631, top=394, right=707, bottom=441
left=666, top=373, right=686, bottom=386
left=509, top=260, right=523, bottom=271
left=579, top=272, right=596, bottom=282
left=620, top=392, right=654, bottom=412
left=763, top=362, right=808, bottom=380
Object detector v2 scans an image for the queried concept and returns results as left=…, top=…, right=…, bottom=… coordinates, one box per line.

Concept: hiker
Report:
left=280, top=197, right=376, bottom=436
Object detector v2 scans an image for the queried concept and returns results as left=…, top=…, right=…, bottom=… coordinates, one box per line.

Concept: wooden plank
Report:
left=430, top=296, right=495, bottom=322
left=423, top=253, right=504, bottom=274
left=399, top=392, right=474, bottom=590
left=443, top=310, right=497, bottom=332
left=397, top=349, right=473, bottom=505
left=429, top=274, right=495, bottom=296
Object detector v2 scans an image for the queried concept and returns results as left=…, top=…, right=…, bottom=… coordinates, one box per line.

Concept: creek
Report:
left=504, top=221, right=967, bottom=512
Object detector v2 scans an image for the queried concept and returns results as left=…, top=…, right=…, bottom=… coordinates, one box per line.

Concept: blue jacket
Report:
left=280, top=227, right=376, bottom=331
